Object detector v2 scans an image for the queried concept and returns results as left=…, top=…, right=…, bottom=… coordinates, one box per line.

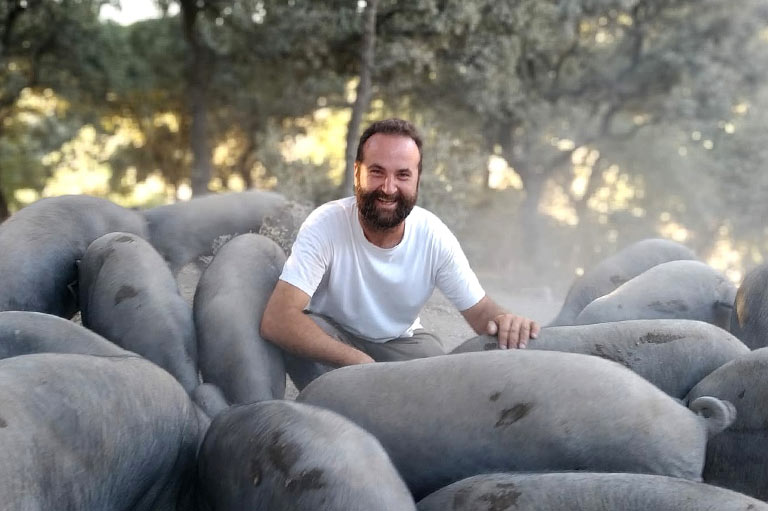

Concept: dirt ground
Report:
left=178, top=263, right=563, bottom=399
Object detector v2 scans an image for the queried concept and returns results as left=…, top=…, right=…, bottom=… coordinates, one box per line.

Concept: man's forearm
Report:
left=260, top=309, right=372, bottom=367
left=463, top=295, right=506, bottom=334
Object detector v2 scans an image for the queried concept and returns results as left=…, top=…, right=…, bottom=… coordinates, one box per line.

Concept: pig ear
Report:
left=688, top=396, right=736, bottom=438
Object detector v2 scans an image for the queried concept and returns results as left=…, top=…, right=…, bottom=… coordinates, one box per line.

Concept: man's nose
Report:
left=382, top=175, right=397, bottom=194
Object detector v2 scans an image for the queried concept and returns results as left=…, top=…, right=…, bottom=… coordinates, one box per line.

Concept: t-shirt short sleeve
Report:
left=279, top=209, right=332, bottom=298
left=434, top=225, right=485, bottom=311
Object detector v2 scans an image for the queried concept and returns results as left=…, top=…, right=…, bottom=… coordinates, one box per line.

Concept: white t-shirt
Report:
left=280, top=196, right=486, bottom=342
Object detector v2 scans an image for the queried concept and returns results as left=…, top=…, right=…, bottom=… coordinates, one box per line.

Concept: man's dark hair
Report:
left=355, top=118, right=423, bottom=174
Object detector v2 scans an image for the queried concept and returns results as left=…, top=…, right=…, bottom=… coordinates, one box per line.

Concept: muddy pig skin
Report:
left=452, top=319, right=748, bottom=399
left=686, top=347, right=768, bottom=501
left=550, top=238, right=696, bottom=326
left=0, top=310, right=129, bottom=359
left=417, top=472, right=768, bottom=511
left=0, top=353, right=203, bottom=511
left=574, top=260, right=735, bottom=329
left=730, top=263, right=768, bottom=349
left=143, top=189, right=286, bottom=273
left=197, top=400, right=416, bottom=511
left=0, top=195, right=148, bottom=318
left=298, top=350, right=734, bottom=500
left=79, top=232, right=198, bottom=393
left=193, top=233, right=286, bottom=404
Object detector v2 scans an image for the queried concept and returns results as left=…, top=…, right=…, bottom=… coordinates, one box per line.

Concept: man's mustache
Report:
left=370, top=190, right=402, bottom=202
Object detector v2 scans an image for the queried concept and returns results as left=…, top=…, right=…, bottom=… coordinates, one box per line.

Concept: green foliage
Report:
left=252, top=120, right=337, bottom=205
left=369, top=0, right=768, bottom=271
left=0, top=0, right=124, bottom=213
left=1, top=0, right=768, bottom=279
left=0, top=0, right=127, bottom=115
left=104, top=1, right=359, bottom=194
left=0, top=125, right=48, bottom=208
left=103, top=16, right=189, bottom=188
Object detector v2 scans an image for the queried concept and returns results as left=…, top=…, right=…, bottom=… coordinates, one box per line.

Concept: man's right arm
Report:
left=260, top=280, right=374, bottom=367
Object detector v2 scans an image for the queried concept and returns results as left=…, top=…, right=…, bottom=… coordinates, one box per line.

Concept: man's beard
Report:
left=355, top=186, right=417, bottom=231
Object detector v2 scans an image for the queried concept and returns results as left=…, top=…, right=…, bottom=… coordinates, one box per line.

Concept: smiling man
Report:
left=260, top=118, right=539, bottom=388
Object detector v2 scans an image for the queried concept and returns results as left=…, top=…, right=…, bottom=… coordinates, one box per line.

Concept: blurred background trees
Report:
left=1, top=0, right=767, bottom=292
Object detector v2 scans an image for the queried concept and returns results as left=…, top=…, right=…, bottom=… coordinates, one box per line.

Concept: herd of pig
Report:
left=1, top=191, right=768, bottom=510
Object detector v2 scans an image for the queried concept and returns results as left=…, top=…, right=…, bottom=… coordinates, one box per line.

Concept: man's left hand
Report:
left=487, top=314, right=539, bottom=350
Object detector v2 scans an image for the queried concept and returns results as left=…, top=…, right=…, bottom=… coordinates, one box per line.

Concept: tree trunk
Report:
left=571, top=158, right=606, bottom=273
left=498, top=125, right=547, bottom=274
left=236, top=136, right=257, bottom=189
left=341, top=0, right=377, bottom=198
left=518, top=170, right=546, bottom=270
left=0, top=109, right=9, bottom=220
left=0, top=185, right=9, bottom=221
left=180, top=0, right=214, bottom=197
left=189, top=75, right=212, bottom=196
